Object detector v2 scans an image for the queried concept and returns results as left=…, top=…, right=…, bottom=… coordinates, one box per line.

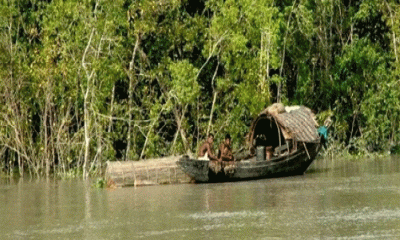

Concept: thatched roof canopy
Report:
left=249, top=104, right=320, bottom=149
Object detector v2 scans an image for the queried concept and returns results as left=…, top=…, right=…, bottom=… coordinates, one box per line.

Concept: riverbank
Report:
left=1, top=145, right=398, bottom=181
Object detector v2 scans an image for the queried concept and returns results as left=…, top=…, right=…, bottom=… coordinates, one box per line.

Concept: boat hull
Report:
left=177, top=143, right=320, bottom=183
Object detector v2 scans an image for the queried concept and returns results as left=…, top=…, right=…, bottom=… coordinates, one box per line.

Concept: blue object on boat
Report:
left=318, top=126, right=329, bottom=148
left=317, top=126, right=328, bottom=140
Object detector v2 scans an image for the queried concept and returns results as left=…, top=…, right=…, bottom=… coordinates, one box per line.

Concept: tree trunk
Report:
left=207, top=64, right=219, bottom=137
left=126, top=35, right=141, bottom=161
left=279, top=0, right=296, bottom=102
left=386, top=2, right=399, bottom=63
left=83, top=82, right=91, bottom=178
left=82, top=28, right=95, bottom=178
left=171, top=105, right=190, bottom=154
left=108, top=84, right=115, bottom=133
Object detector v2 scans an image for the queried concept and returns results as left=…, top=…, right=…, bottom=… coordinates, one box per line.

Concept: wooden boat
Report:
left=177, top=104, right=321, bottom=182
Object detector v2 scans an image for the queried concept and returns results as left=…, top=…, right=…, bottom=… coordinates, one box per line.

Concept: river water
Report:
left=1, top=156, right=400, bottom=239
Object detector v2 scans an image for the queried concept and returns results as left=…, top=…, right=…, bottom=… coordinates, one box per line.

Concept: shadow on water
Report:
left=304, top=166, right=331, bottom=174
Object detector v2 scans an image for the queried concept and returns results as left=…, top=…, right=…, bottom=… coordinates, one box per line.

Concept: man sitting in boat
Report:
left=198, top=134, right=218, bottom=161
left=218, top=133, right=234, bottom=161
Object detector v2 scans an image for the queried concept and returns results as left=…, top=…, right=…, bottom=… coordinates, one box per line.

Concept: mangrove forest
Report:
left=1, top=0, right=400, bottom=177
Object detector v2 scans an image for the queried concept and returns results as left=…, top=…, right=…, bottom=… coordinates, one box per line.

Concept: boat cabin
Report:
left=248, top=103, right=320, bottom=160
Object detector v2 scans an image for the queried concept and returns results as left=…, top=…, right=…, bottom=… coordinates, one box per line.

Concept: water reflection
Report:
left=1, top=156, right=400, bottom=239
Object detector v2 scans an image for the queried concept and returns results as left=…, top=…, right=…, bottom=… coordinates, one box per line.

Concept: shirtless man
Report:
left=198, top=134, right=218, bottom=161
left=219, top=133, right=234, bottom=161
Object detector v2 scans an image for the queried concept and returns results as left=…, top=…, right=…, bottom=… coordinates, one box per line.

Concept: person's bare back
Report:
left=198, top=134, right=218, bottom=161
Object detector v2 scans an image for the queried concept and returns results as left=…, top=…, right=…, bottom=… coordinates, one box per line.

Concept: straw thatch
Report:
left=105, top=155, right=193, bottom=187
left=273, top=106, right=319, bottom=143
left=249, top=104, right=320, bottom=145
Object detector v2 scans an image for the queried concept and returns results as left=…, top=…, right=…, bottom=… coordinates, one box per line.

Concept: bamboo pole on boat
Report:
left=303, top=142, right=311, bottom=159
left=275, top=117, right=282, bottom=156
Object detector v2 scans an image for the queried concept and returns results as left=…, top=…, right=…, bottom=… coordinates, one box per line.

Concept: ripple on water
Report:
left=325, top=229, right=400, bottom=240
left=186, top=210, right=267, bottom=220
left=319, top=208, right=400, bottom=223
left=8, top=219, right=126, bottom=239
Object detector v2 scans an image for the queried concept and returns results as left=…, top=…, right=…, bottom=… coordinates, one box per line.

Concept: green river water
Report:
left=1, top=156, right=400, bottom=239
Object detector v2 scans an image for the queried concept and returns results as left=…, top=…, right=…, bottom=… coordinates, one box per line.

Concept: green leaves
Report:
left=205, top=0, right=280, bottom=117
left=361, top=75, right=400, bottom=149
left=3, top=0, right=400, bottom=176
left=168, top=60, right=200, bottom=105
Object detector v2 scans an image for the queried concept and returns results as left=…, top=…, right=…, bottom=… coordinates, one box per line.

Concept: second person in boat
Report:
left=218, top=133, right=234, bottom=161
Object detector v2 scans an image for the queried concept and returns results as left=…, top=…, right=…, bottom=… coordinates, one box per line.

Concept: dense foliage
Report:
left=1, top=0, right=400, bottom=177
